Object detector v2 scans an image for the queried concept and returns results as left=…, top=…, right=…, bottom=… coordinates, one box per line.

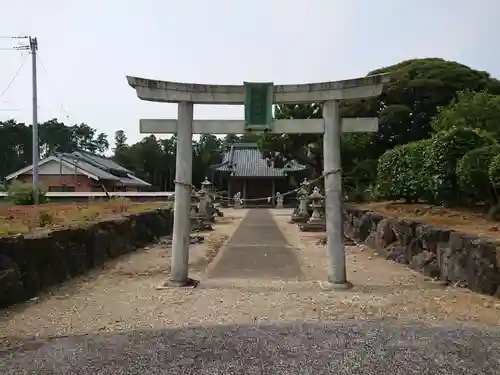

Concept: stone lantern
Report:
left=299, top=177, right=310, bottom=195
left=201, top=177, right=212, bottom=193
left=291, top=177, right=310, bottom=223
left=190, top=189, right=201, bottom=217
left=299, top=186, right=326, bottom=231
left=308, top=187, right=325, bottom=223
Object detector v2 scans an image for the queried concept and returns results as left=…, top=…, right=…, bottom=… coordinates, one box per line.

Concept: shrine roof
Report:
left=210, top=143, right=306, bottom=178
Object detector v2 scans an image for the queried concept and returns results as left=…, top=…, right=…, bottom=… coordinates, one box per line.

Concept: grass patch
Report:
left=0, top=199, right=170, bottom=236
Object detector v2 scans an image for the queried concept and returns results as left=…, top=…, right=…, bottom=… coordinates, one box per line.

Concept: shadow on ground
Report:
left=1, top=321, right=499, bottom=374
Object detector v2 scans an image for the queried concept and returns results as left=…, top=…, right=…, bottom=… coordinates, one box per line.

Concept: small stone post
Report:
left=276, top=192, right=284, bottom=208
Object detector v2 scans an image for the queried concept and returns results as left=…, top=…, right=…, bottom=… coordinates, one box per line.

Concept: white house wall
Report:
left=22, top=160, right=80, bottom=175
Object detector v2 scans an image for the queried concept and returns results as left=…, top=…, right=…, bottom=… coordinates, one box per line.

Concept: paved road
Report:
left=2, top=321, right=499, bottom=374
left=207, top=209, right=303, bottom=279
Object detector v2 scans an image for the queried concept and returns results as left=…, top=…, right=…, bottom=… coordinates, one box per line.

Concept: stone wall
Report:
left=344, top=205, right=500, bottom=297
left=0, top=208, right=173, bottom=308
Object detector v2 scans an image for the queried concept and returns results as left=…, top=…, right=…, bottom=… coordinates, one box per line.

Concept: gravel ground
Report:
left=0, top=209, right=248, bottom=343
left=2, top=321, right=500, bottom=374
left=2, top=208, right=500, bottom=374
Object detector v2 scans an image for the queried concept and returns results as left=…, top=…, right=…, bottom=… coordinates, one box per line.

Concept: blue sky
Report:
left=1, top=0, right=499, bottom=147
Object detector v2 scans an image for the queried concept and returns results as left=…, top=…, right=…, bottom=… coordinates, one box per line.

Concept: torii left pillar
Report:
left=169, top=102, right=195, bottom=286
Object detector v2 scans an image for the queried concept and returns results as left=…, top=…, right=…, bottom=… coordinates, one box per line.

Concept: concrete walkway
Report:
left=206, top=209, right=303, bottom=280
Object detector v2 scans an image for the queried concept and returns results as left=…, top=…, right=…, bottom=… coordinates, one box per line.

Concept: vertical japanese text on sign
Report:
left=244, top=82, right=274, bottom=132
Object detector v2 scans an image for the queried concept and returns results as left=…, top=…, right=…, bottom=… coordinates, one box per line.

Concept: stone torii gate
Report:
left=127, top=74, right=390, bottom=289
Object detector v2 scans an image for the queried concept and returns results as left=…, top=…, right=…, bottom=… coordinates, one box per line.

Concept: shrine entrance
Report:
left=126, top=74, right=389, bottom=288
left=209, top=142, right=308, bottom=207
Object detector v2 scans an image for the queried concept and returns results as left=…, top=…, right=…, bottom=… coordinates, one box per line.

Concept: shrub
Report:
left=109, top=197, right=130, bottom=214
left=456, top=145, right=499, bottom=205
left=488, top=153, right=500, bottom=188
left=422, top=127, right=494, bottom=204
left=375, top=139, right=430, bottom=202
left=37, top=209, right=54, bottom=227
left=374, top=147, right=404, bottom=200
left=344, top=159, right=378, bottom=202
left=7, top=181, right=48, bottom=205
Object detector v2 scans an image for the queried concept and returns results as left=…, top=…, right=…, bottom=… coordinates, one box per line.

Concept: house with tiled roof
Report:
left=210, top=143, right=307, bottom=206
left=5, top=150, right=151, bottom=193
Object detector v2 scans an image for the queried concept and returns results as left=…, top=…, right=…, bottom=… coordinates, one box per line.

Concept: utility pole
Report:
left=0, top=36, right=40, bottom=202
left=30, top=37, right=39, bottom=204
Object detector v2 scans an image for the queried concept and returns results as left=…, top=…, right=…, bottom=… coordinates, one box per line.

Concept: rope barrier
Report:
left=172, top=168, right=342, bottom=203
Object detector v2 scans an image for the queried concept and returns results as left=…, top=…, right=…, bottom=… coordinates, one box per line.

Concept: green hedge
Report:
left=489, top=153, right=500, bottom=188
left=375, top=139, right=430, bottom=202
left=375, top=146, right=404, bottom=200
left=375, top=127, right=495, bottom=205
left=421, top=127, right=493, bottom=204
left=456, top=145, right=499, bottom=204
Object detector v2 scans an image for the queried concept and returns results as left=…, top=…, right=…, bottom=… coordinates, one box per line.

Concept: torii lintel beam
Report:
left=139, top=118, right=379, bottom=134
left=126, top=74, right=390, bottom=104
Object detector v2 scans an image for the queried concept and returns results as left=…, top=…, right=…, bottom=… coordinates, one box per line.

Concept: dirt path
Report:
left=2, top=208, right=500, bottom=349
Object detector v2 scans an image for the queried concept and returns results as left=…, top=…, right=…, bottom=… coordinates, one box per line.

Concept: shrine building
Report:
left=210, top=142, right=307, bottom=207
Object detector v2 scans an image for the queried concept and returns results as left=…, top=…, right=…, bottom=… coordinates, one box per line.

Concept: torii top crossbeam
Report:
left=126, top=74, right=390, bottom=104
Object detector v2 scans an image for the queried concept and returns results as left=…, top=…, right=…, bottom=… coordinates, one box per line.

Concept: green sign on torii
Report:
left=243, top=82, right=274, bottom=133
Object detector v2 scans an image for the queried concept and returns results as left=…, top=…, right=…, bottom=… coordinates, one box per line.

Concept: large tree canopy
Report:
left=368, top=58, right=500, bottom=153
left=431, top=90, right=500, bottom=138
left=260, top=58, right=500, bottom=193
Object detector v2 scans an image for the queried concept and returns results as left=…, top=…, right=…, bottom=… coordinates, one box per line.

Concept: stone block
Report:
left=343, top=205, right=500, bottom=298
left=0, top=208, right=174, bottom=309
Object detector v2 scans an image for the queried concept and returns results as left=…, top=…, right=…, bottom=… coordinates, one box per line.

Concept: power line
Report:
left=0, top=54, right=28, bottom=100
left=0, top=47, right=29, bottom=51
left=0, top=36, right=30, bottom=52
left=36, top=51, right=71, bottom=120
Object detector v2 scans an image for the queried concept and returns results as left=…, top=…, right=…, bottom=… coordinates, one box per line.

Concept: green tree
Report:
left=258, top=58, right=500, bottom=194
left=70, top=123, right=109, bottom=154
left=159, top=137, right=177, bottom=191
left=193, top=134, right=223, bottom=189
left=39, top=119, right=75, bottom=157
left=223, top=134, right=241, bottom=145
left=456, top=145, right=500, bottom=207
left=0, top=120, right=32, bottom=180
left=432, top=90, right=500, bottom=137
left=267, top=58, right=500, bottom=162
left=112, top=130, right=136, bottom=178
left=422, top=128, right=494, bottom=204
left=113, top=130, right=127, bottom=150
left=367, top=58, right=500, bottom=154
